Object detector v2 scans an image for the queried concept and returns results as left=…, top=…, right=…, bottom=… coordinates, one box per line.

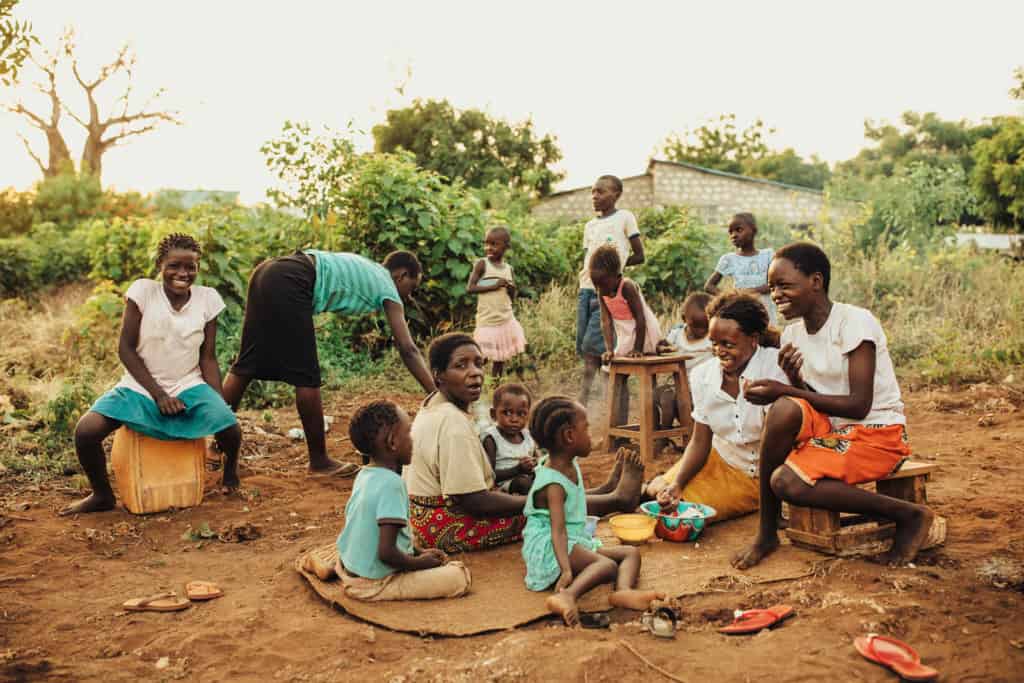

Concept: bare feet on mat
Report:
left=546, top=591, right=579, bottom=627
left=609, top=589, right=665, bottom=611
left=302, top=554, right=337, bottom=581
left=731, top=535, right=780, bottom=570
left=58, top=493, right=115, bottom=516
left=880, top=507, right=934, bottom=566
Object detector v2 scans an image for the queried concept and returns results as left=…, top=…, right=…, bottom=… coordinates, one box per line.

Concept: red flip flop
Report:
left=854, top=634, right=939, bottom=682
left=718, top=604, right=795, bottom=635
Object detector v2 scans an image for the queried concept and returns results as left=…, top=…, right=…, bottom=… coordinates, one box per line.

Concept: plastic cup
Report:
left=584, top=515, right=600, bottom=537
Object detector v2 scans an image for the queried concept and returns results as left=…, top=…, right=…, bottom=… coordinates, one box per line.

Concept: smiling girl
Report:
left=60, top=233, right=241, bottom=516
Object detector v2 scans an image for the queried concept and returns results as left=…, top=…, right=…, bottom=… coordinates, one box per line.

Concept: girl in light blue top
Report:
left=522, top=396, right=663, bottom=626
left=705, top=213, right=776, bottom=323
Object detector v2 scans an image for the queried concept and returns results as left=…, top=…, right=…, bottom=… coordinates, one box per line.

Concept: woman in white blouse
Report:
left=645, top=293, right=789, bottom=521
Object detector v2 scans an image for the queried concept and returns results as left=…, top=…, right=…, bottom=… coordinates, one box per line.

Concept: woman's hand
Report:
left=743, top=379, right=789, bottom=405
left=155, top=393, right=186, bottom=416
left=555, top=566, right=573, bottom=592
left=626, top=349, right=643, bottom=359
left=656, top=485, right=679, bottom=509
left=601, top=351, right=615, bottom=364
left=778, top=343, right=804, bottom=386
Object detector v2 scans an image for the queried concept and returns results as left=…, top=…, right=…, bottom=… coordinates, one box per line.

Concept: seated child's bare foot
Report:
left=609, top=589, right=666, bottom=611
left=58, top=493, right=115, bottom=516
left=731, top=535, right=780, bottom=570
left=592, top=450, right=626, bottom=495
left=880, top=506, right=934, bottom=566
left=302, top=553, right=337, bottom=581
left=613, top=448, right=644, bottom=511
left=546, top=591, right=580, bottom=627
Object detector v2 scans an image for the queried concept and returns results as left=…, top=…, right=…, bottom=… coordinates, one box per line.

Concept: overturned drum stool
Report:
left=604, top=354, right=693, bottom=464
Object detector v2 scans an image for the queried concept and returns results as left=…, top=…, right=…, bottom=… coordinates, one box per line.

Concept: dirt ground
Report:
left=2, top=384, right=1024, bottom=682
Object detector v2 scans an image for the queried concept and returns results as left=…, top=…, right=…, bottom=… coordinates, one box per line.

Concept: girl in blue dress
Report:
left=522, top=396, right=664, bottom=626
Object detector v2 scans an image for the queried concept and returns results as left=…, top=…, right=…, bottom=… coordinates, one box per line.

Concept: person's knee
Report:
left=74, top=413, right=108, bottom=451
left=769, top=466, right=807, bottom=501
left=596, top=555, right=618, bottom=579
left=217, top=424, right=242, bottom=445
left=767, top=397, right=802, bottom=428
left=509, top=475, right=533, bottom=495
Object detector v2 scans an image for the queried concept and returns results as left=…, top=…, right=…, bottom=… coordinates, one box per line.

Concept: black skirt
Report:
left=230, top=252, right=321, bottom=387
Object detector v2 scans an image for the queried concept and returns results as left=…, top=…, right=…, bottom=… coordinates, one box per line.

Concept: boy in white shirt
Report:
left=576, top=175, right=645, bottom=405
left=737, top=243, right=931, bottom=569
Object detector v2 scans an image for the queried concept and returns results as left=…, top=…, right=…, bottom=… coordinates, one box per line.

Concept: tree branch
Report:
left=16, top=132, right=46, bottom=174
left=102, top=117, right=178, bottom=147
left=6, top=102, right=47, bottom=130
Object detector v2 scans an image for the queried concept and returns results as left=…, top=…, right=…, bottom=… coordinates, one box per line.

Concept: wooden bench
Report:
left=784, top=461, right=941, bottom=556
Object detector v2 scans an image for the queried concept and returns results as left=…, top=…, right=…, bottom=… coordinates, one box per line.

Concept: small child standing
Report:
left=481, top=383, right=538, bottom=495
left=469, top=225, right=527, bottom=378
left=523, top=397, right=663, bottom=626
left=705, top=213, right=776, bottom=323
left=305, top=400, right=471, bottom=601
left=60, top=233, right=241, bottom=516
left=655, top=292, right=714, bottom=446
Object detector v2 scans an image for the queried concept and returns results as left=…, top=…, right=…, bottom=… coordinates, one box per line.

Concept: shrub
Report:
left=0, top=237, right=38, bottom=297
left=30, top=222, right=91, bottom=286
left=0, top=187, right=34, bottom=237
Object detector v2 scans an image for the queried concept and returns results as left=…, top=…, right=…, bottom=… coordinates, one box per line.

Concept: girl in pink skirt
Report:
left=468, top=225, right=527, bottom=378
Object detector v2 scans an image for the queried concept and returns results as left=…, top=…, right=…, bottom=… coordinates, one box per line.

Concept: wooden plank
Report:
left=809, top=508, right=841, bottom=534
left=784, top=527, right=838, bottom=553
left=672, top=366, right=694, bottom=435
left=638, top=373, right=656, bottom=465
left=604, top=366, right=622, bottom=453
left=608, top=427, right=688, bottom=440
left=787, top=505, right=813, bottom=532
left=608, top=354, right=693, bottom=367
left=877, top=476, right=927, bottom=504
left=882, top=461, right=938, bottom=480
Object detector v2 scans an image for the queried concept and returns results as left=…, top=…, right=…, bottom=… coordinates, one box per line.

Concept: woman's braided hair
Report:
left=529, top=395, right=580, bottom=452
left=156, top=232, right=202, bottom=267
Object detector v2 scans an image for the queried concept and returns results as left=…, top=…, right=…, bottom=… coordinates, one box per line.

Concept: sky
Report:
left=3, top=1, right=1023, bottom=204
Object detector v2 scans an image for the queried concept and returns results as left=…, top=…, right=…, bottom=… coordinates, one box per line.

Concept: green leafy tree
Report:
left=371, top=99, right=564, bottom=197
left=661, top=114, right=831, bottom=189
left=262, top=120, right=356, bottom=220
left=0, top=0, right=36, bottom=86
left=971, top=116, right=1024, bottom=230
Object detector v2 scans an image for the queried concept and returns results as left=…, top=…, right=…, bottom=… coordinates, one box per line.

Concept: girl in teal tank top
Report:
left=523, top=397, right=665, bottom=626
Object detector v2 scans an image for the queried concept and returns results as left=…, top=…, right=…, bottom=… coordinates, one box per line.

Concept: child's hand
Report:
left=601, top=351, right=614, bottom=364
left=626, top=349, right=643, bottom=359
left=518, top=456, right=536, bottom=473
left=555, top=567, right=573, bottom=592
left=656, top=486, right=679, bottom=509
left=156, top=393, right=186, bottom=416
left=743, top=379, right=787, bottom=405
left=418, top=548, right=447, bottom=568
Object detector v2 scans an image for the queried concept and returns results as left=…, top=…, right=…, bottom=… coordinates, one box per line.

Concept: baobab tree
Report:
left=6, top=28, right=180, bottom=182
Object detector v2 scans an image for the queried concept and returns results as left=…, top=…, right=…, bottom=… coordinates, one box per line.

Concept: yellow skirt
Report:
left=657, top=448, right=759, bottom=523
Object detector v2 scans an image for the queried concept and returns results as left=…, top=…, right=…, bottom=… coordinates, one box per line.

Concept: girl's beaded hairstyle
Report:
left=156, top=232, right=202, bottom=266
left=427, top=332, right=481, bottom=373
left=348, top=399, right=401, bottom=460
left=529, top=395, right=580, bottom=452
left=588, top=243, right=622, bottom=277
left=706, top=291, right=781, bottom=348
left=493, top=382, right=532, bottom=408
left=774, top=241, right=831, bottom=293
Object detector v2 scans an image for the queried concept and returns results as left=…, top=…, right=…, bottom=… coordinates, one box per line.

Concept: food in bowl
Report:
left=640, top=501, right=717, bottom=542
left=609, top=513, right=657, bottom=545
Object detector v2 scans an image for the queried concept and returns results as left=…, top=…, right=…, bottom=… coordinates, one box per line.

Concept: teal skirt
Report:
left=91, top=385, right=237, bottom=441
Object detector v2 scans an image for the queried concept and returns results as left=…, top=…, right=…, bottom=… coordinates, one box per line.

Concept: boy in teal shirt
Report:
left=303, top=400, right=471, bottom=601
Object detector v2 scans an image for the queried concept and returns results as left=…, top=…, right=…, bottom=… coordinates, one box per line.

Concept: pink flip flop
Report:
left=854, top=633, right=939, bottom=681
left=718, top=604, right=795, bottom=635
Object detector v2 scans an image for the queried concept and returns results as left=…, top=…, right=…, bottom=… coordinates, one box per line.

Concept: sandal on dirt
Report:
left=854, top=633, right=939, bottom=681
left=579, top=612, right=611, bottom=629
left=641, top=606, right=678, bottom=639
left=123, top=592, right=190, bottom=613
left=719, top=604, right=794, bottom=635
left=310, top=463, right=361, bottom=478
left=185, top=580, right=224, bottom=601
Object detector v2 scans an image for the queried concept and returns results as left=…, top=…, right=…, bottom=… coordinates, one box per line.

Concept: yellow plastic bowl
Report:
left=609, top=513, right=657, bottom=545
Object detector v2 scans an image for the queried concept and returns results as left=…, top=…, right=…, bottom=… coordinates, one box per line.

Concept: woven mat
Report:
left=295, top=514, right=822, bottom=636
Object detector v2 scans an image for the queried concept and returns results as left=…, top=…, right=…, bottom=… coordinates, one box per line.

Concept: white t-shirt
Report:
left=115, top=279, right=226, bottom=399
left=665, top=323, right=714, bottom=375
left=781, top=302, right=905, bottom=428
left=578, top=209, right=640, bottom=290
left=689, top=345, right=790, bottom=477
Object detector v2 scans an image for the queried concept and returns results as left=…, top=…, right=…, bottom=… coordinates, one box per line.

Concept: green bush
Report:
left=0, top=237, right=38, bottom=297
left=0, top=187, right=35, bottom=237
left=30, top=222, right=91, bottom=286
left=633, top=207, right=718, bottom=300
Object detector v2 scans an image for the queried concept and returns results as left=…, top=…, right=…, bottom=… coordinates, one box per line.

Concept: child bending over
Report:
left=737, top=243, right=929, bottom=569
left=60, top=233, right=241, bottom=516
left=481, top=383, right=538, bottom=495
left=523, top=396, right=663, bottom=626
left=304, top=400, right=471, bottom=601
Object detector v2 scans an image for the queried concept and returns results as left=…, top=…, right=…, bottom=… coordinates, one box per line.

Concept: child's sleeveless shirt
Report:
left=475, top=259, right=514, bottom=327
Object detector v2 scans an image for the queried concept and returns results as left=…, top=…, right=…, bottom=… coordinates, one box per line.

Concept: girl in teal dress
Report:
left=522, top=396, right=664, bottom=626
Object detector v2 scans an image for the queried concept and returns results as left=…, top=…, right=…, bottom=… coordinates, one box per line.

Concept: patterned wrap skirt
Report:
left=408, top=494, right=526, bottom=554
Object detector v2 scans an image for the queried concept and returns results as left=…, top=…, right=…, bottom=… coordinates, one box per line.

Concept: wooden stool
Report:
left=604, top=354, right=693, bottom=464
left=784, top=461, right=941, bottom=556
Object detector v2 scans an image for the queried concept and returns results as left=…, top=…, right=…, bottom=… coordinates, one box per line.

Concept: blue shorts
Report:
left=91, top=384, right=238, bottom=441
left=576, top=289, right=606, bottom=357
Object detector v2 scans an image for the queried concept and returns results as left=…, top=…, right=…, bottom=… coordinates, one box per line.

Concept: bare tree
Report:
left=6, top=28, right=181, bottom=182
